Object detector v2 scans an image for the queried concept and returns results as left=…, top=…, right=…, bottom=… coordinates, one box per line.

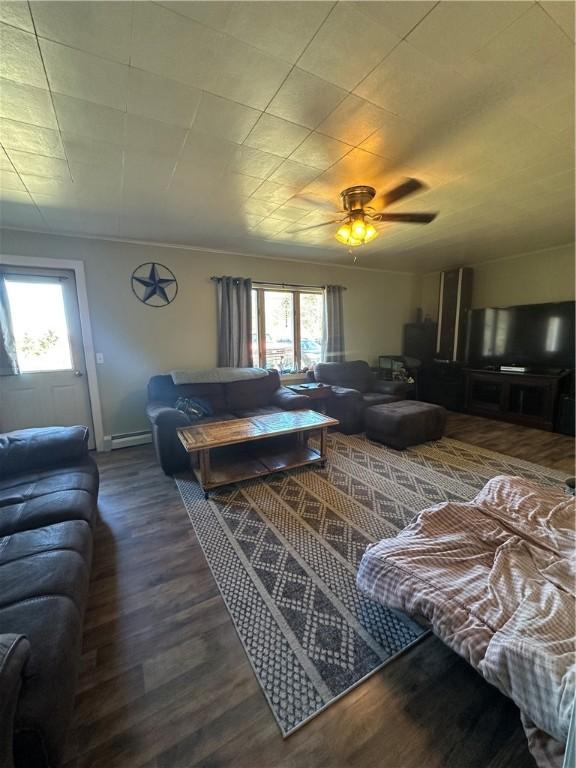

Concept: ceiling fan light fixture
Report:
left=335, top=222, right=352, bottom=244
left=351, top=217, right=367, bottom=240
left=292, top=181, right=431, bottom=254
left=364, top=223, right=378, bottom=243
left=335, top=216, right=379, bottom=246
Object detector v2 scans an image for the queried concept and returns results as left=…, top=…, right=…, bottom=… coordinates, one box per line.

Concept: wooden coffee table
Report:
left=177, top=409, right=338, bottom=497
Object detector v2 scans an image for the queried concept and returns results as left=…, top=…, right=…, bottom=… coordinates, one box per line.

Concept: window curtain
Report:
left=322, top=284, right=345, bottom=362
left=215, top=276, right=253, bottom=367
left=0, top=273, right=19, bottom=376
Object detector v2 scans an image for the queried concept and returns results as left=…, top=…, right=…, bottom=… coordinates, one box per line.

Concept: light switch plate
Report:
left=96, top=352, right=104, bottom=364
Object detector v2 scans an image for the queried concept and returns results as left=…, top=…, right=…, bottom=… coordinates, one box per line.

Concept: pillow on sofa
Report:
left=175, top=397, right=214, bottom=420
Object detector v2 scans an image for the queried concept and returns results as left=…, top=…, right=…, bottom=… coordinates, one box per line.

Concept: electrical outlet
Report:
left=96, top=352, right=104, bottom=364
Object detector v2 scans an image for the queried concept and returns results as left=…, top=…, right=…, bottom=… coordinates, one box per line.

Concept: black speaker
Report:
left=403, top=322, right=437, bottom=363
left=556, top=396, right=575, bottom=436
left=420, top=362, right=466, bottom=412
left=436, top=267, right=473, bottom=362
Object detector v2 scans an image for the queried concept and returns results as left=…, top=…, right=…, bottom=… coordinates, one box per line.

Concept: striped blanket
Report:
left=357, top=475, right=576, bottom=768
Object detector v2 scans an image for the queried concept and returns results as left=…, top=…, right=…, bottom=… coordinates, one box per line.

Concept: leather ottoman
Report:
left=365, top=400, right=447, bottom=449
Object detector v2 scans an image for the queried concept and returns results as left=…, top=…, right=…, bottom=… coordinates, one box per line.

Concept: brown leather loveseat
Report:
left=147, top=369, right=309, bottom=475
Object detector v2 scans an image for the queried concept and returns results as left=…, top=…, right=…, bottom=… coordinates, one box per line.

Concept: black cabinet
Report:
left=464, top=369, right=568, bottom=431
left=557, top=395, right=575, bottom=435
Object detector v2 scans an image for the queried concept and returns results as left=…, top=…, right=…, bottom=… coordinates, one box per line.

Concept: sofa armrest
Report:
left=146, top=401, right=192, bottom=429
left=0, top=634, right=31, bottom=768
left=330, top=386, right=363, bottom=400
left=0, top=426, right=89, bottom=477
left=372, top=380, right=410, bottom=397
left=271, top=387, right=310, bottom=411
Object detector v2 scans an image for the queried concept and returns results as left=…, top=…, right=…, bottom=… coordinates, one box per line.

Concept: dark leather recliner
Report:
left=311, top=360, right=409, bottom=433
left=147, top=369, right=309, bottom=475
left=0, top=426, right=99, bottom=768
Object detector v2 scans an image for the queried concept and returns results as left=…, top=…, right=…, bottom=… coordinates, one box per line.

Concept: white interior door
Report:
left=0, top=267, right=95, bottom=448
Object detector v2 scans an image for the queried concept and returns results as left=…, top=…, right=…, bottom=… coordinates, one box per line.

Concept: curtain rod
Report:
left=210, top=277, right=346, bottom=290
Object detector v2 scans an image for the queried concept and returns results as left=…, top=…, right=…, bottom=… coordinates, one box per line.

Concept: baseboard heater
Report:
left=107, top=431, right=152, bottom=450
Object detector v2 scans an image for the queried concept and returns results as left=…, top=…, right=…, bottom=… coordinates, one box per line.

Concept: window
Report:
left=252, top=286, right=323, bottom=374
left=5, top=278, right=74, bottom=373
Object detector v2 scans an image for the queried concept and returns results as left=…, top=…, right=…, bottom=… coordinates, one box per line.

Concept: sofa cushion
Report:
left=0, top=520, right=91, bottom=567
left=0, top=535, right=90, bottom=613
left=314, top=361, right=373, bottom=393
left=8, top=598, right=84, bottom=768
left=0, top=633, right=30, bottom=768
left=232, top=405, right=283, bottom=418
left=0, top=426, right=89, bottom=477
left=148, top=375, right=227, bottom=412
left=0, top=520, right=92, bottom=768
left=331, top=385, right=363, bottom=400
left=0, top=457, right=99, bottom=508
left=0, top=489, right=97, bottom=536
left=225, top=371, right=279, bottom=411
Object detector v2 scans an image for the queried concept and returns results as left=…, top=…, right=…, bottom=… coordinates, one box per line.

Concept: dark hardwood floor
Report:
left=63, top=414, right=574, bottom=768
left=445, top=412, right=575, bottom=474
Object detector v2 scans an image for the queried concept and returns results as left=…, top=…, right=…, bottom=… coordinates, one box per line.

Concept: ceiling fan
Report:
left=288, top=178, right=437, bottom=261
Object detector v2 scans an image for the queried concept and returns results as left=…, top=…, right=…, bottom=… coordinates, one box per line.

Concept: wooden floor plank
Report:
left=62, top=413, right=573, bottom=768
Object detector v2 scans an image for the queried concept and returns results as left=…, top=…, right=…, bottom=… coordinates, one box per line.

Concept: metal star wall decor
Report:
left=131, top=262, right=178, bottom=307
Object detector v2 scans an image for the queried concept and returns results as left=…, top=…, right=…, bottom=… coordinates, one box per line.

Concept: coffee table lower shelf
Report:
left=194, top=445, right=323, bottom=497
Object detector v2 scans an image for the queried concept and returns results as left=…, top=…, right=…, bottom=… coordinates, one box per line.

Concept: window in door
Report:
left=5, top=278, right=74, bottom=373
left=252, top=286, right=323, bottom=373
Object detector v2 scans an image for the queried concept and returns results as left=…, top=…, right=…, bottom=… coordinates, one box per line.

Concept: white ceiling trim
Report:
left=0, top=225, right=415, bottom=275
left=420, top=239, right=576, bottom=276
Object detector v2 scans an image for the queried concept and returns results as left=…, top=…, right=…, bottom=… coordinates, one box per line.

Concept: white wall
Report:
left=1, top=229, right=418, bottom=437
left=418, top=243, right=576, bottom=320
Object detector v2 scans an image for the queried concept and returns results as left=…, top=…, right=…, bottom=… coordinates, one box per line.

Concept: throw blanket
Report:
left=357, top=475, right=576, bottom=768
left=171, top=367, right=268, bottom=385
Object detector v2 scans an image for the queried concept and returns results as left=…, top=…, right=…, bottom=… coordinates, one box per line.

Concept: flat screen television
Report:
left=466, top=301, right=575, bottom=371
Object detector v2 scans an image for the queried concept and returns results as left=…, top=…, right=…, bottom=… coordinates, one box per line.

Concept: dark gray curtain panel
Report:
left=322, top=284, right=345, bottom=362
left=0, top=274, right=19, bottom=376
left=215, top=276, right=253, bottom=367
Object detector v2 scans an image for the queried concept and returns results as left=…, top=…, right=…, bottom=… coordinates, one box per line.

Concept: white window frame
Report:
left=5, top=272, right=76, bottom=374
left=252, top=283, right=324, bottom=374
left=0, top=253, right=105, bottom=452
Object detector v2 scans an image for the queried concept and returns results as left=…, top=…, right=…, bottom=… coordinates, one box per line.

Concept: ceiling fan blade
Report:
left=381, top=178, right=426, bottom=208
left=291, top=194, right=341, bottom=212
left=286, top=219, right=342, bottom=234
left=370, top=212, right=437, bottom=224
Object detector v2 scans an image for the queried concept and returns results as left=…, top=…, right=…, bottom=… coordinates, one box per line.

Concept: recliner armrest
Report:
left=372, top=380, right=410, bottom=397
left=271, top=388, right=310, bottom=410
left=0, top=426, right=89, bottom=477
left=330, top=386, right=363, bottom=400
left=0, top=634, right=31, bottom=768
left=146, top=402, right=192, bottom=429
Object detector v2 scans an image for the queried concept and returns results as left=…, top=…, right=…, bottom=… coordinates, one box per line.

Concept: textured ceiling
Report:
left=0, top=0, right=574, bottom=272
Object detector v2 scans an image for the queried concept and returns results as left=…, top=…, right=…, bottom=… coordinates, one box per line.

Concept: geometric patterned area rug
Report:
left=175, top=433, right=566, bottom=736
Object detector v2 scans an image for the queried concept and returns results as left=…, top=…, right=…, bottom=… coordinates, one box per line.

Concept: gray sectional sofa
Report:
left=0, top=426, right=99, bottom=768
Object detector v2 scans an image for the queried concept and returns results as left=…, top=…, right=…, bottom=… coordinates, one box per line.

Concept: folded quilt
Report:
left=356, top=475, right=576, bottom=768
left=171, top=367, right=268, bottom=385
